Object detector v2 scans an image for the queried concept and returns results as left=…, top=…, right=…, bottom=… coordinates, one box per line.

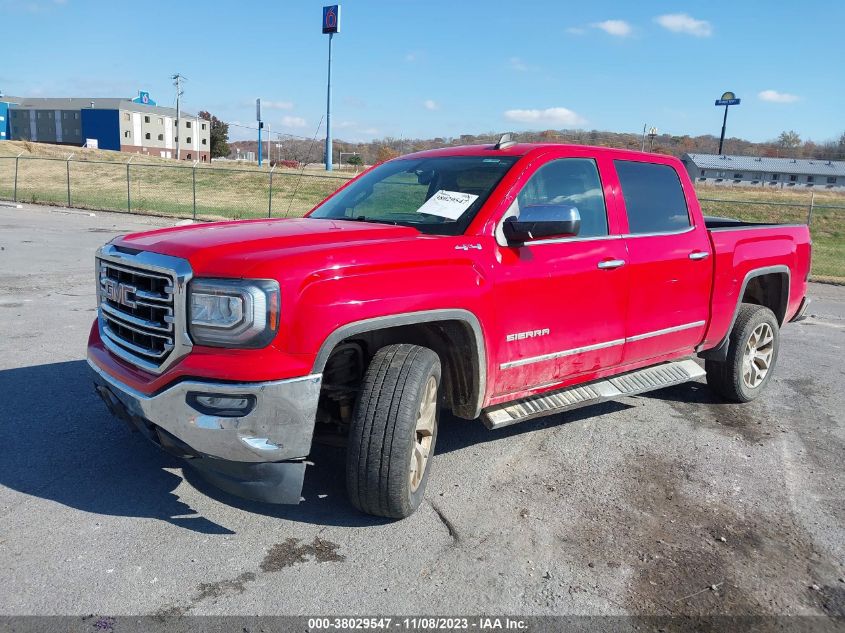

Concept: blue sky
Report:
left=3, top=0, right=843, bottom=144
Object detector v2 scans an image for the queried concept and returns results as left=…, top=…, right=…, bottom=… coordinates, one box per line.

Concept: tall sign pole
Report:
left=256, top=98, right=263, bottom=166
left=323, top=5, right=340, bottom=171
left=715, top=91, right=741, bottom=155
left=172, top=74, right=185, bottom=160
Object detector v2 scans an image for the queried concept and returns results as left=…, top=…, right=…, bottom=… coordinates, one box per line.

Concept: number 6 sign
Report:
left=322, top=5, right=340, bottom=34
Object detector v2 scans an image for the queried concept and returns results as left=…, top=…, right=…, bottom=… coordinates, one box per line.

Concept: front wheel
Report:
left=346, top=344, right=441, bottom=518
left=706, top=303, right=780, bottom=403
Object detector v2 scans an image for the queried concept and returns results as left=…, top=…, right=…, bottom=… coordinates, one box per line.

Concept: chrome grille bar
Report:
left=95, top=245, right=193, bottom=374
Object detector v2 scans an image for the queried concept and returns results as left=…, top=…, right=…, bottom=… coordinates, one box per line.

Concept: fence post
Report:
left=126, top=156, right=133, bottom=213
left=807, top=192, right=815, bottom=226
left=66, top=153, right=74, bottom=207
left=192, top=160, right=198, bottom=220
left=13, top=151, right=23, bottom=202
left=268, top=165, right=276, bottom=218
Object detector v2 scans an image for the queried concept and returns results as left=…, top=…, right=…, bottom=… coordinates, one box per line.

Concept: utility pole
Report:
left=256, top=98, right=263, bottom=167
left=640, top=124, right=647, bottom=152
left=172, top=73, right=186, bottom=160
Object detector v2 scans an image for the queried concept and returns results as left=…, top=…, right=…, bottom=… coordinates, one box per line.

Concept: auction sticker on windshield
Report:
left=416, top=190, right=479, bottom=220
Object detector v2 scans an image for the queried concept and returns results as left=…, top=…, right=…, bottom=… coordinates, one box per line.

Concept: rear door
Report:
left=490, top=152, right=629, bottom=399
left=613, top=159, right=712, bottom=364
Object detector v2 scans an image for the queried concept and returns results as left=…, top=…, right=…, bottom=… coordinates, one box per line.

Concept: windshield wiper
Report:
left=344, top=216, right=400, bottom=226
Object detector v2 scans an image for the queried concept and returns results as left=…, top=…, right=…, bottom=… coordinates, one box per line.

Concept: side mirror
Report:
left=503, top=204, right=581, bottom=243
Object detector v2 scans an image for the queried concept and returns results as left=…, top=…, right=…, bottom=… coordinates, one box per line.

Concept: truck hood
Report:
left=115, top=218, right=424, bottom=272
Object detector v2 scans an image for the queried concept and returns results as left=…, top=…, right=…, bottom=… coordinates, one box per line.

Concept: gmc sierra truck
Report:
left=88, top=138, right=811, bottom=518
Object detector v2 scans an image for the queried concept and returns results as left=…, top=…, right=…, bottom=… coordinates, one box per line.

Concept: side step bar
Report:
left=482, top=359, right=705, bottom=429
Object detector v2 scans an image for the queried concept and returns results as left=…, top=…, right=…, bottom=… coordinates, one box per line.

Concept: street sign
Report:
left=715, top=91, right=741, bottom=106
left=322, top=5, right=340, bottom=33
left=256, top=98, right=261, bottom=121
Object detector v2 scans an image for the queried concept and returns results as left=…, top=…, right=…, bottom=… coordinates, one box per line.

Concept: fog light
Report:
left=187, top=393, right=256, bottom=417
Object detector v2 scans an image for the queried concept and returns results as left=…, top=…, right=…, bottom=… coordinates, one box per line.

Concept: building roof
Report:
left=3, top=96, right=208, bottom=120
left=684, top=153, right=845, bottom=177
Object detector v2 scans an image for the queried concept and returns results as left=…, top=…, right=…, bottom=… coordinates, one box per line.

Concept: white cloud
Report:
left=758, top=89, right=800, bottom=103
left=508, top=56, right=530, bottom=71
left=654, top=14, right=712, bottom=37
left=565, top=27, right=586, bottom=35
left=504, top=107, right=586, bottom=126
left=281, top=115, right=307, bottom=128
left=423, top=99, right=439, bottom=111
left=591, top=20, right=632, bottom=36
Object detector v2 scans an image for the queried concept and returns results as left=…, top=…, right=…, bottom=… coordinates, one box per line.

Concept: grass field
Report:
left=1, top=141, right=842, bottom=280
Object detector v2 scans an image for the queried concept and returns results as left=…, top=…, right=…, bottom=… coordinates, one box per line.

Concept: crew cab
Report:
left=88, top=139, right=811, bottom=518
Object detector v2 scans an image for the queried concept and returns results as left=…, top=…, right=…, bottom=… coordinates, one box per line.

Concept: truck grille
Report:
left=95, top=246, right=193, bottom=374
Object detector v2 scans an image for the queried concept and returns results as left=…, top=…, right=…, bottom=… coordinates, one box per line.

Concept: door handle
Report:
left=597, top=259, right=626, bottom=270
left=689, top=251, right=710, bottom=261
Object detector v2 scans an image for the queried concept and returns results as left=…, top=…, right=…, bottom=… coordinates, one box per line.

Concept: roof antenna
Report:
left=493, top=133, right=516, bottom=150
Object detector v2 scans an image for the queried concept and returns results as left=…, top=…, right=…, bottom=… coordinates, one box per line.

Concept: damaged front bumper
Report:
left=89, top=359, right=322, bottom=504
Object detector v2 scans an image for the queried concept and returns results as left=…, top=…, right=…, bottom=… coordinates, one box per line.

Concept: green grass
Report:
left=0, top=145, right=842, bottom=281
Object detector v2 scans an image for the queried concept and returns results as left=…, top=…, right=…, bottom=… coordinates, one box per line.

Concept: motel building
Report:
left=682, top=153, right=845, bottom=190
left=1, top=91, right=210, bottom=161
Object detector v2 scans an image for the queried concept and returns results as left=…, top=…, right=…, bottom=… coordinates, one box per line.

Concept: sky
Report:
left=3, top=0, right=844, bottom=145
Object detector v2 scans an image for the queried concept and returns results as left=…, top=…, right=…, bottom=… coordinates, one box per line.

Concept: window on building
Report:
left=145, top=132, right=151, bottom=140
left=12, top=126, right=18, bottom=135
left=733, top=173, right=743, bottom=179
left=186, top=121, right=192, bottom=128
left=157, top=134, right=164, bottom=141
left=174, top=136, right=178, bottom=142
left=201, top=138, right=207, bottom=145
left=37, top=112, right=43, bottom=119
left=158, top=117, right=163, bottom=125
left=124, top=131, right=130, bottom=138
left=144, top=115, right=150, bottom=123
left=614, top=160, right=691, bottom=234
left=123, top=113, right=130, bottom=121
left=827, top=177, right=837, bottom=184
left=700, top=170, right=706, bottom=177
left=772, top=174, right=779, bottom=180
left=74, top=112, right=79, bottom=119
left=807, top=176, right=814, bottom=183
left=186, top=137, right=191, bottom=143
left=74, top=129, right=80, bottom=136
left=201, top=123, right=206, bottom=130
left=187, top=153, right=192, bottom=160
left=790, top=175, right=797, bottom=182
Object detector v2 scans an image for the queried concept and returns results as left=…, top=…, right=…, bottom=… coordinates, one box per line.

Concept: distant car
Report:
left=89, top=139, right=811, bottom=518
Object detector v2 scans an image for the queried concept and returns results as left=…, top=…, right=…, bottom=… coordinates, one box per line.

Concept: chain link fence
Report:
left=0, top=154, right=843, bottom=280
left=0, top=155, right=351, bottom=220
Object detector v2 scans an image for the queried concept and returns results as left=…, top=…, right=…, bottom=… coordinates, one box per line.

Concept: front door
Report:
left=490, top=154, right=629, bottom=400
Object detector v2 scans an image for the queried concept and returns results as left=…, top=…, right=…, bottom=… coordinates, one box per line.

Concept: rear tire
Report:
left=706, top=303, right=780, bottom=403
left=346, top=344, right=441, bottom=519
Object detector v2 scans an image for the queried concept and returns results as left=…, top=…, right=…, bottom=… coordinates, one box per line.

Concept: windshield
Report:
left=308, top=156, right=519, bottom=235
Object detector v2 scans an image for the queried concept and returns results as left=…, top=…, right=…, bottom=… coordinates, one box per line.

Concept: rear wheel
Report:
left=346, top=344, right=441, bottom=518
left=706, top=303, right=780, bottom=403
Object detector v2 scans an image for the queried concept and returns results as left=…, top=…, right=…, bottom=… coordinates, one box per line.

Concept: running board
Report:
left=482, top=359, right=705, bottom=429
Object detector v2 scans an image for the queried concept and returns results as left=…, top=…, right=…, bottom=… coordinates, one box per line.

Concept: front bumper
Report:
left=89, top=359, right=322, bottom=503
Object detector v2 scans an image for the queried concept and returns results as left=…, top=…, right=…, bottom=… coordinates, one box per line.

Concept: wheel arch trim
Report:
left=312, top=309, right=487, bottom=418
left=698, top=264, right=790, bottom=361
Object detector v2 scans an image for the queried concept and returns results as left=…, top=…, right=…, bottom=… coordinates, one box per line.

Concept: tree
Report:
left=198, top=110, right=230, bottom=159
left=777, top=130, right=801, bottom=150
left=376, top=145, right=400, bottom=163
left=346, top=154, right=363, bottom=167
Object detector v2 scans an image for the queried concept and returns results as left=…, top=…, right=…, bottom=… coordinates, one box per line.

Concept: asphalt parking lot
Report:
left=1, top=203, right=843, bottom=621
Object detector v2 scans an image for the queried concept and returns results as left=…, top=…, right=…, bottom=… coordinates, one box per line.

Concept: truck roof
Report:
left=401, top=142, right=674, bottom=163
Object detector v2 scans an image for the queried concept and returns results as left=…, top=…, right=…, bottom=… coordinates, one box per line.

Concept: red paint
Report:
left=88, top=143, right=811, bottom=408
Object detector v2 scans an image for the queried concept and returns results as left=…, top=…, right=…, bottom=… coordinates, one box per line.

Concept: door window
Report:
left=516, top=158, right=608, bottom=238
left=615, top=161, right=690, bottom=234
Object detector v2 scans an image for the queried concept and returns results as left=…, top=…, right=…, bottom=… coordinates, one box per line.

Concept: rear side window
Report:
left=614, top=161, right=690, bottom=234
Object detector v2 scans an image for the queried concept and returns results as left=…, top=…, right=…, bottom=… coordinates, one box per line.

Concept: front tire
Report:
left=706, top=303, right=780, bottom=403
left=346, top=344, right=441, bottom=519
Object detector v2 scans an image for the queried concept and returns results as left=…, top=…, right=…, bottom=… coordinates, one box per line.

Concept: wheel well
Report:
left=320, top=320, right=482, bottom=420
left=742, top=272, right=789, bottom=325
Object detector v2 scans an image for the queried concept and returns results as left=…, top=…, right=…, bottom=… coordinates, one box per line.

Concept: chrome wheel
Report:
left=409, top=375, right=437, bottom=492
left=742, top=322, right=774, bottom=389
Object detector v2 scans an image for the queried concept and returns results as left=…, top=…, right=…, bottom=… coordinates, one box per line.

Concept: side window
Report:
left=516, top=158, right=608, bottom=238
left=614, top=161, right=690, bottom=234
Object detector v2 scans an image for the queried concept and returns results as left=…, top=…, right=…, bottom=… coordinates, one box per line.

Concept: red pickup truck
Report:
left=88, top=140, right=811, bottom=518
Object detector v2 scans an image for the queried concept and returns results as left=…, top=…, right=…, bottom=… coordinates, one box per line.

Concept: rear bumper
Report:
left=89, top=359, right=322, bottom=504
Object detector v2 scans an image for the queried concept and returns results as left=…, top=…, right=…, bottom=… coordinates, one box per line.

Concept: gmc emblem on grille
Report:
left=103, top=279, right=137, bottom=308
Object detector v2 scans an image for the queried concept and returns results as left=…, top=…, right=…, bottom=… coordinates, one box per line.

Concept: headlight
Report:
left=188, top=278, right=280, bottom=348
